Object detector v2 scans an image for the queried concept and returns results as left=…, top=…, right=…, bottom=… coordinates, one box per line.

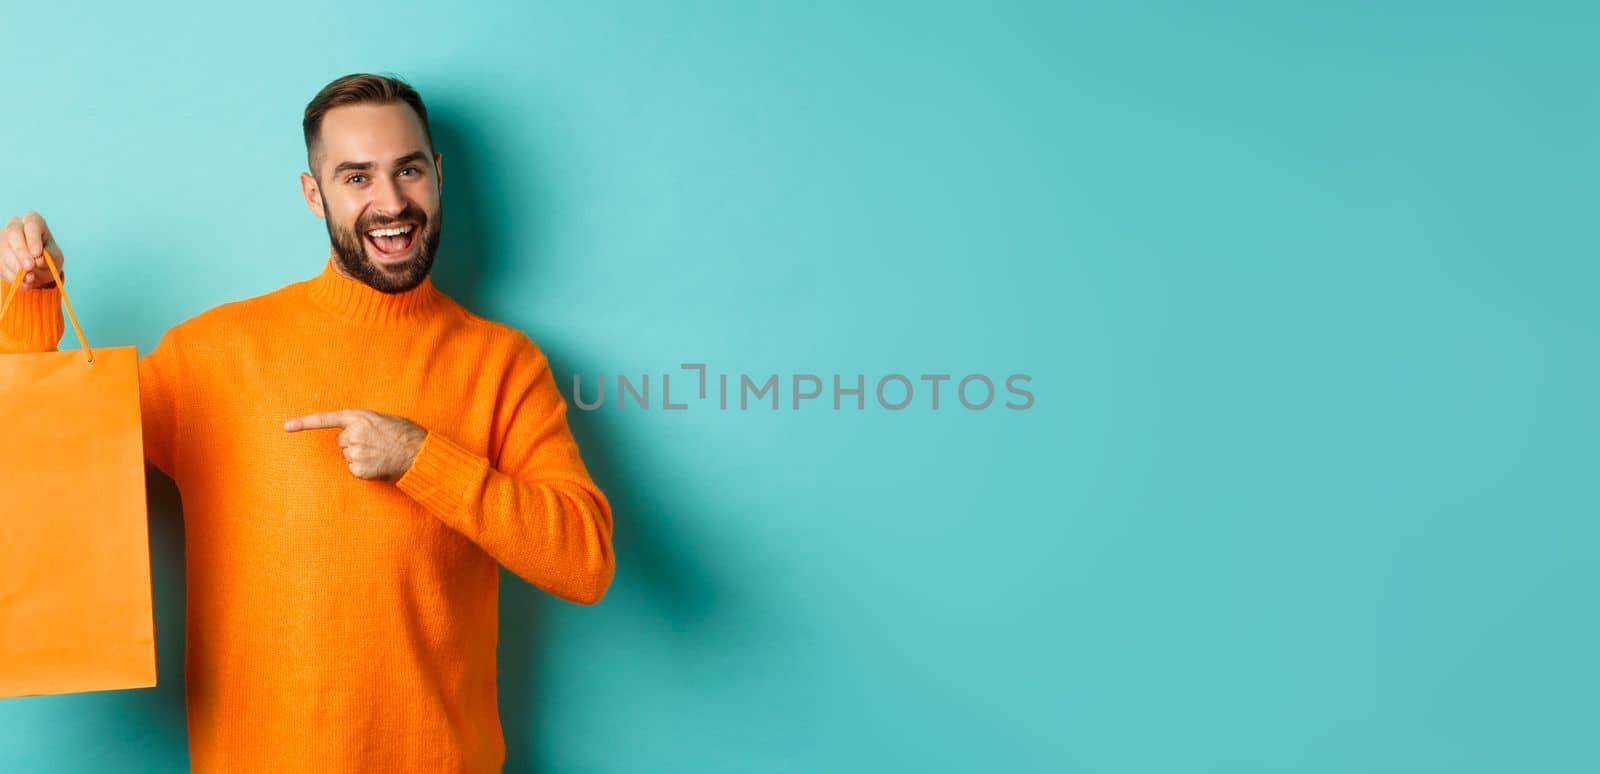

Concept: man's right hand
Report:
left=1, top=211, right=67, bottom=291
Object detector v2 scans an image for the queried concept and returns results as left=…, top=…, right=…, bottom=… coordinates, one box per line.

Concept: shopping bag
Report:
left=0, top=252, right=156, bottom=698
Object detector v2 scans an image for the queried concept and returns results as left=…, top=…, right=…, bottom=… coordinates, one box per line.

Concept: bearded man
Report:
left=0, top=72, right=615, bottom=773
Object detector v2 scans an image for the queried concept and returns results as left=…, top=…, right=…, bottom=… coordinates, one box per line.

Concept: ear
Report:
left=301, top=171, right=326, bottom=219
left=434, top=151, right=444, bottom=193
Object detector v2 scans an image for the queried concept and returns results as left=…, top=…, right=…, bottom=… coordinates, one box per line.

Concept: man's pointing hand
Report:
left=284, top=409, right=428, bottom=482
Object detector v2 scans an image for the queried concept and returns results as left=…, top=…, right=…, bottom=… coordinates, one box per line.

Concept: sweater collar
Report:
left=305, top=255, right=446, bottom=326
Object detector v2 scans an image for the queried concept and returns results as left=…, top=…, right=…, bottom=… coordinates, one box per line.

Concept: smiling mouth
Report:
left=364, top=223, right=418, bottom=259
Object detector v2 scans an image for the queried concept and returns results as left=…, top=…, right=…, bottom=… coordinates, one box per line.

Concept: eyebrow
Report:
left=332, top=150, right=429, bottom=176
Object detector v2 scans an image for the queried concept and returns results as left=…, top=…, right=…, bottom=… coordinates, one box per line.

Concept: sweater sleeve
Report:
left=394, top=345, right=615, bottom=605
left=0, top=282, right=66, bottom=353
left=0, top=281, right=183, bottom=477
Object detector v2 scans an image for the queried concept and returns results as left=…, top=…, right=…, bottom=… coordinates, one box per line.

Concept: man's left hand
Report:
left=283, top=409, right=428, bottom=482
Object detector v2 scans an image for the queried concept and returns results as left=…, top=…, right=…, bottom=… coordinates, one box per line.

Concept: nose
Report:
left=371, top=174, right=406, bottom=218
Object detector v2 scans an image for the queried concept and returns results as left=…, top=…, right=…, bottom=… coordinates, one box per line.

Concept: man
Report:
left=0, top=73, right=615, bottom=772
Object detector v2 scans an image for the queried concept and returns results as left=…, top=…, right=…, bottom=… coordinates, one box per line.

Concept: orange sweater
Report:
left=0, top=257, right=615, bottom=772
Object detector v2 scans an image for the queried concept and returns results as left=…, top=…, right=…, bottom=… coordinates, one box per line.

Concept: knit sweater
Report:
left=0, top=257, right=615, bottom=772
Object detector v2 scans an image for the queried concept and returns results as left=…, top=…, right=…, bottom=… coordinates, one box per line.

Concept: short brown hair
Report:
left=302, top=72, right=434, bottom=176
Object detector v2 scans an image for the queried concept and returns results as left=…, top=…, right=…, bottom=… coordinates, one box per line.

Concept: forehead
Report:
left=317, top=103, right=429, bottom=166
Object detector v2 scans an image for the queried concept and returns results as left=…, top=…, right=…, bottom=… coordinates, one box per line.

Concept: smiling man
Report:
left=306, top=100, right=444, bottom=294
left=0, top=73, right=615, bottom=773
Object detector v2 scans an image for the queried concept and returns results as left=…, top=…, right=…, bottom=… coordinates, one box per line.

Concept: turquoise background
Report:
left=2, top=1, right=1595, bottom=771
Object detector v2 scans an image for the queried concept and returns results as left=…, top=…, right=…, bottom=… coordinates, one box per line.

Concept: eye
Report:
left=346, top=174, right=367, bottom=184
left=399, top=166, right=419, bottom=177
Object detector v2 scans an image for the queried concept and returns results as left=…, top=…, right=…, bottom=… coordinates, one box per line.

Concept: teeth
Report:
left=367, top=225, right=414, bottom=237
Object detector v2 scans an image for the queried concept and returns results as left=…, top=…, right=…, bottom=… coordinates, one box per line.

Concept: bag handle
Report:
left=0, top=248, right=96, bottom=365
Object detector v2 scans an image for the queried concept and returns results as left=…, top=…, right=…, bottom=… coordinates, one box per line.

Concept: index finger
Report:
left=284, top=410, right=353, bottom=432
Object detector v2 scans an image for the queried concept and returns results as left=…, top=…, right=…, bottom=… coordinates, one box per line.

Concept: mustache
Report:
left=358, top=208, right=428, bottom=231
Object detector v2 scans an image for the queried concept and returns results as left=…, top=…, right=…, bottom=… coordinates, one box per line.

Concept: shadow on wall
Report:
left=146, top=472, right=188, bottom=744
left=423, top=102, right=510, bottom=315
left=497, top=336, right=738, bottom=773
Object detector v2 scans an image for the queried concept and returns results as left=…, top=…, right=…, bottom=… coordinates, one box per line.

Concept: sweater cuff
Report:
left=0, top=283, right=65, bottom=352
left=395, top=429, right=489, bottom=522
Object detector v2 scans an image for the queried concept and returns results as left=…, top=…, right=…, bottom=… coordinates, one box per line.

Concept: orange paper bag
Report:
left=0, top=255, right=156, bottom=698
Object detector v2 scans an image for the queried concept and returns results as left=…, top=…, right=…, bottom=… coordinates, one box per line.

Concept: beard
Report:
left=325, top=199, right=443, bottom=293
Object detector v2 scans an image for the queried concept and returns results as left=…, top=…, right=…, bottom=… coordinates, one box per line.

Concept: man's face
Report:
left=301, top=103, right=444, bottom=293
